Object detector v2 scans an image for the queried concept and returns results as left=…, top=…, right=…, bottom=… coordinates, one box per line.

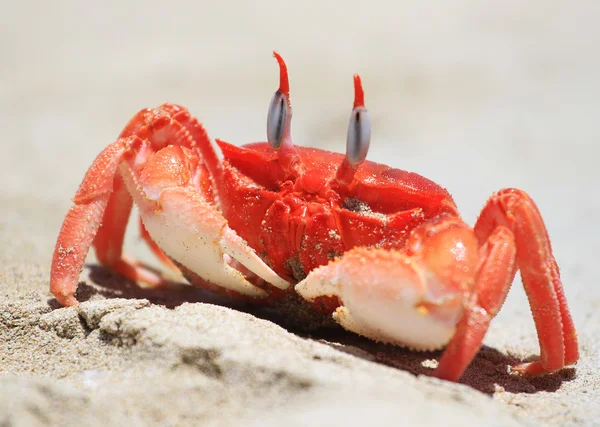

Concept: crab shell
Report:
left=217, top=140, right=458, bottom=282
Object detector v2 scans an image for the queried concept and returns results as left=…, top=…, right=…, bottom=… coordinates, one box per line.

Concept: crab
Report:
left=50, top=52, right=578, bottom=382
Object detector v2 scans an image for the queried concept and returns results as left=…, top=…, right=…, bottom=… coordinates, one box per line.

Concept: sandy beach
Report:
left=1, top=1, right=599, bottom=425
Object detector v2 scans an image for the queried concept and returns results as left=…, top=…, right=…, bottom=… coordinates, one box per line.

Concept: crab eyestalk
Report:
left=267, top=51, right=304, bottom=176
left=336, top=75, right=371, bottom=186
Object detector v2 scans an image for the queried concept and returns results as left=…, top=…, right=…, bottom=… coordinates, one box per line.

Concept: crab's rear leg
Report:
left=473, top=188, right=578, bottom=375
left=435, top=189, right=578, bottom=380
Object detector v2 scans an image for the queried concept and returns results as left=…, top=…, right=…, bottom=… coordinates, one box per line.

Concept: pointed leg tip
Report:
left=510, top=360, right=552, bottom=376
left=430, top=363, right=463, bottom=383
left=55, top=293, right=80, bottom=307
left=510, top=358, right=575, bottom=377
left=50, top=276, right=80, bottom=307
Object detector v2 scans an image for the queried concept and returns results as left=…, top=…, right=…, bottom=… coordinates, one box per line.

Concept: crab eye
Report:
left=346, top=106, right=371, bottom=166
left=267, top=91, right=288, bottom=149
left=336, top=74, right=370, bottom=185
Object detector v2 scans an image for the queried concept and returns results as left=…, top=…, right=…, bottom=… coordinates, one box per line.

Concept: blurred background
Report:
left=1, top=1, right=598, bottom=329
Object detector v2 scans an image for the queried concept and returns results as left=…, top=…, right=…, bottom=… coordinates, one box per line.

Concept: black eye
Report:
left=346, top=106, right=371, bottom=166
left=267, top=91, right=288, bottom=149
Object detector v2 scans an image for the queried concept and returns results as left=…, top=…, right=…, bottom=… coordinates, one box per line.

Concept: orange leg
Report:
left=92, top=173, right=165, bottom=287
left=433, top=226, right=517, bottom=381
left=51, top=136, right=143, bottom=306
left=93, top=174, right=132, bottom=265
left=474, top=188, right=578, bottom=374
left=51, top=105, right=222, bottom=306
left=434, top=188, right=578, bottom=380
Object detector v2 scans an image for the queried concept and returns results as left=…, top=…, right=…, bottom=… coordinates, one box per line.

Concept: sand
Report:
left=1, top=1, right=599, bottom=426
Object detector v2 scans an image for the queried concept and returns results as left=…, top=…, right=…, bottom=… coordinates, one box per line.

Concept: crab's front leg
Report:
left=51, top=135, right=147, bottom=306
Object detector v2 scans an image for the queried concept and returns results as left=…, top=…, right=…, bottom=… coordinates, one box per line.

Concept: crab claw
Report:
left=50, top=109, right=290, bottom=307
left=125, top=146, right=291, bottom=297
left=141, top=190, right=287, bottom=297
left=295, top=247, right=465, bottom=350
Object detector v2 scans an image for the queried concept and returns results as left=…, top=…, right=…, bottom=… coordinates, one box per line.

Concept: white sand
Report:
left=1, top=1, right=599, bottom=426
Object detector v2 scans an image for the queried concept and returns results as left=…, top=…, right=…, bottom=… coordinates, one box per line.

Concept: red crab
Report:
left=50, top=52, right=578, bottom=382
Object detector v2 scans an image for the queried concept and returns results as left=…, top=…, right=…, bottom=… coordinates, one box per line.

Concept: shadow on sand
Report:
left=48, top=264, right=576, bottom=395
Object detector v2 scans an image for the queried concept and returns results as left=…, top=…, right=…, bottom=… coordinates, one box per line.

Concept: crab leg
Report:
left=92, top=174, right=132, bottom=266
left=433, top=226, right=517, bottom=381
left=472, top=188, right=578, bottom=375
left=297, top=191, right=577, bottom=381
left=51, top=136, right=148, bottom=306
left=91, top=172, right=166, bottom=286
left=51, top=105, right=201, bottom=306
